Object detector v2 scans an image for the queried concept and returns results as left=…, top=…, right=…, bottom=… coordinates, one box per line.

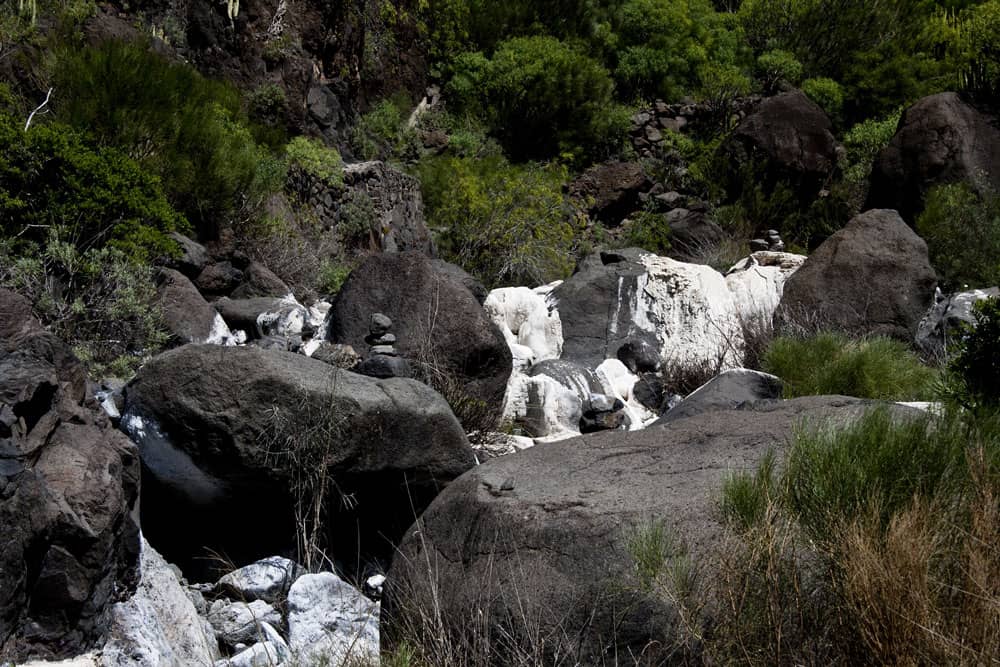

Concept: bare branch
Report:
left=24, top=87, right=52, bottom=131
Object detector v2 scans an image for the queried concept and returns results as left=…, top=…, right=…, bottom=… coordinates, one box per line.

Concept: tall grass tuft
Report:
left=762, top=332, right=938, bottom=400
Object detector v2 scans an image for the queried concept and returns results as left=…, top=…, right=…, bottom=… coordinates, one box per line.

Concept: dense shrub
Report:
left=447, top=36, right=629, bottom=162
left=618, top=211, right=672, bottom=255
left=948, top=296, right=1000, bottom=409
left=801, top=77, right=844, bottom=117
left=762, top=332, right=938, bottom=400
left=957, top=0, right=1000, bottom=105
left=0, top=110, right=185, bottom=259
left=755, top=49, right=803, bottom=92
left=613, top=0, right=747, bottom=102
left=0, top=232, right=167, bottom=377
left=285, top=136, right=343, bottom=186
left=54, top=40, right=283, bottom=237
left=418, top=155, right=576, bottom=287
left=916, top=182, right=1000, bottom=291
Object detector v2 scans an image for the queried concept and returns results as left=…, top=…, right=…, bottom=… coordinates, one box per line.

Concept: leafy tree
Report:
left=418, top=155, right=577, bottom=287
left=613, top=0, right=746, bottom=101
left=801, top=77, right=844, bottom=117
left=948, top=296, right=1000, bottom=409
left=0, top=110, right=185, bottom=259
left=447, top=35, right=628, bottom=161
left=54, top=40, right=283, bottom=238
left=916, top=182, right=1000, bottom=291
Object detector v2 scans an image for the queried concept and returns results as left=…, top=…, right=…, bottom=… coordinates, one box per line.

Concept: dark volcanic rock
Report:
left=551, top=248, right=658, bottom=368
left=664, top=208, right=726, bottom=262
left=722, top=90, right=839, bottom=207
left=867, top=92, right=1000, bottom=223
left=569, top=161, right=652, bottom=225
left=230, top=262, right=291, bottom=299
left=124, top=344, right=473, bottom=579
left=328, top=252, right=511, bottom=425
left=777, top=209, right=937, bottom=340
left=384, top=396, right=918, bottom=664
left=0, top=290, right=140, bottom=662
left=156, top=268, right=222, bottom=344
left=656, top=368, right=783, bottom=424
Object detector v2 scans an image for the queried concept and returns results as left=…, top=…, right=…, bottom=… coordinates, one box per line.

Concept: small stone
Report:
left=369, top=345, right=397, bottom=356
left=749, top=239, right=770, bottom=252
left=355, top=355, right=411, bottom=379
left=645, top=126, right=663, bottom=143
left=370, top=313, right=392, bottom=337
left=365, top=332, right=396, bottom=346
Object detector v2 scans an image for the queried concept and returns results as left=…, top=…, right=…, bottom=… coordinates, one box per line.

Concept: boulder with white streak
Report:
left=287, top=572, right=379, bottom=665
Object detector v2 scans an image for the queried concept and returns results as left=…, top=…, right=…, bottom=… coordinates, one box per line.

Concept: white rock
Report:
left=595, top=358, right=657, bottom=430
left=101, top=538, right=221, bottom=667
left=204, top=313, right=239, bottom=346
left=287, top=572, right=379, bottom=666
left=208, top=600, right=282, bottom=647
left=725, top=251, right=806, bottom=318
left=214, top=636, right=286, bottom=667
left=484, top=286, right=563, bottom=364
left=18, top=656, right=99, bottom=667
left=215, top=556, right=304, bottom=604
left=916, top=286, right=999, bottom=351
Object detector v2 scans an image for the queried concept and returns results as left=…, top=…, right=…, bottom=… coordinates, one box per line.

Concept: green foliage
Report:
left=948, top=296, right=1000, bottom=409
left=447, top=36, right=628, bottom=162
left=317, top=260, right=352, bottom=296
left=419, top=155, right=576, bottom=287
left=285, top=136, right=343, bottom=185
left=739, top=0, right=954, bottom=121
left=719, top=450, right=779, bottom=533
left=956, top=0, right=1000, bottom=105
left=755, top=49, right=803, bottom=91
left=762, top=332, right=938, bottom=400
left=54, top=40, right=283, bottom=236
left=338, top=191, right=377, bottom=247
left=0, top=232, right=168, bottom=377
left=349, top=96, right=420, bottom=162
left=841, top=109, right=902, bottom=185
left=782, top=407, right=991, bottom=540
left=614, top=0, right=747, bottom=102
left=801, top=77, right=844, bottom=117
left=0, top=110, right=185, bottom=259
left=917, top=182, right=1000, bottom=291
left=618, top=211, right=672, bottom=255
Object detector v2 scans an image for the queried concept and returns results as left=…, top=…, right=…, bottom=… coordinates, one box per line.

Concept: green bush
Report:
left=0, top=110, right=185, bottom=259
left=618, top=211, right=672, bottom=255
left=285, top=136, right=343, bottom=186
left=948, top=296, right=1000, bottom=409
left=801, top=77, right=844, bottom=117
left=349, top=96, right=421, bottom=162
left=418, top=155, right=576, bottom=287
left=841, top=109, right=901, bottom=185
left=956, top=0, right=1000, bottom=105
left=614, top=0, right=746, bottom=102
left=756, top=49, right=804, bottom=91
left=447, top=36, right=628, bottom=162
left=0, top=232, right=168, bottom=377
left=916, top=181, right=1000, bottom=291
left=54, top=40, right=283, bottom=237
left=762, top=332, right=937, bottom=400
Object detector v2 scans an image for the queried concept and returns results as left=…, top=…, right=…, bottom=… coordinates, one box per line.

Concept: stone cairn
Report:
left=749, top=229, right=785, bottom=252
left=354, top=313, right=412, bottom=379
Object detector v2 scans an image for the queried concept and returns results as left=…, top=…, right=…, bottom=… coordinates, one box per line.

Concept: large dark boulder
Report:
left=867, top=92, right=1000, bottom=223
left=328, top=252, right=512, bottom=423
left=664, top=208, right=726, bottom=262
left=777, top=209, right=937, bottom=340
left=383, top=396, right=917, bottom=664
left=656, top=368, right=783, bottom=424
left=124, top=344, right=474, bottom=580
left=0, top=290, right=140, bottom=662
left=551, top=248, right=659, bottom=368
left=569, top=161, right=652, bottom=225
left=722, top=90, right=839, bottom=207
left=156, top=268, right=225, bottom=345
